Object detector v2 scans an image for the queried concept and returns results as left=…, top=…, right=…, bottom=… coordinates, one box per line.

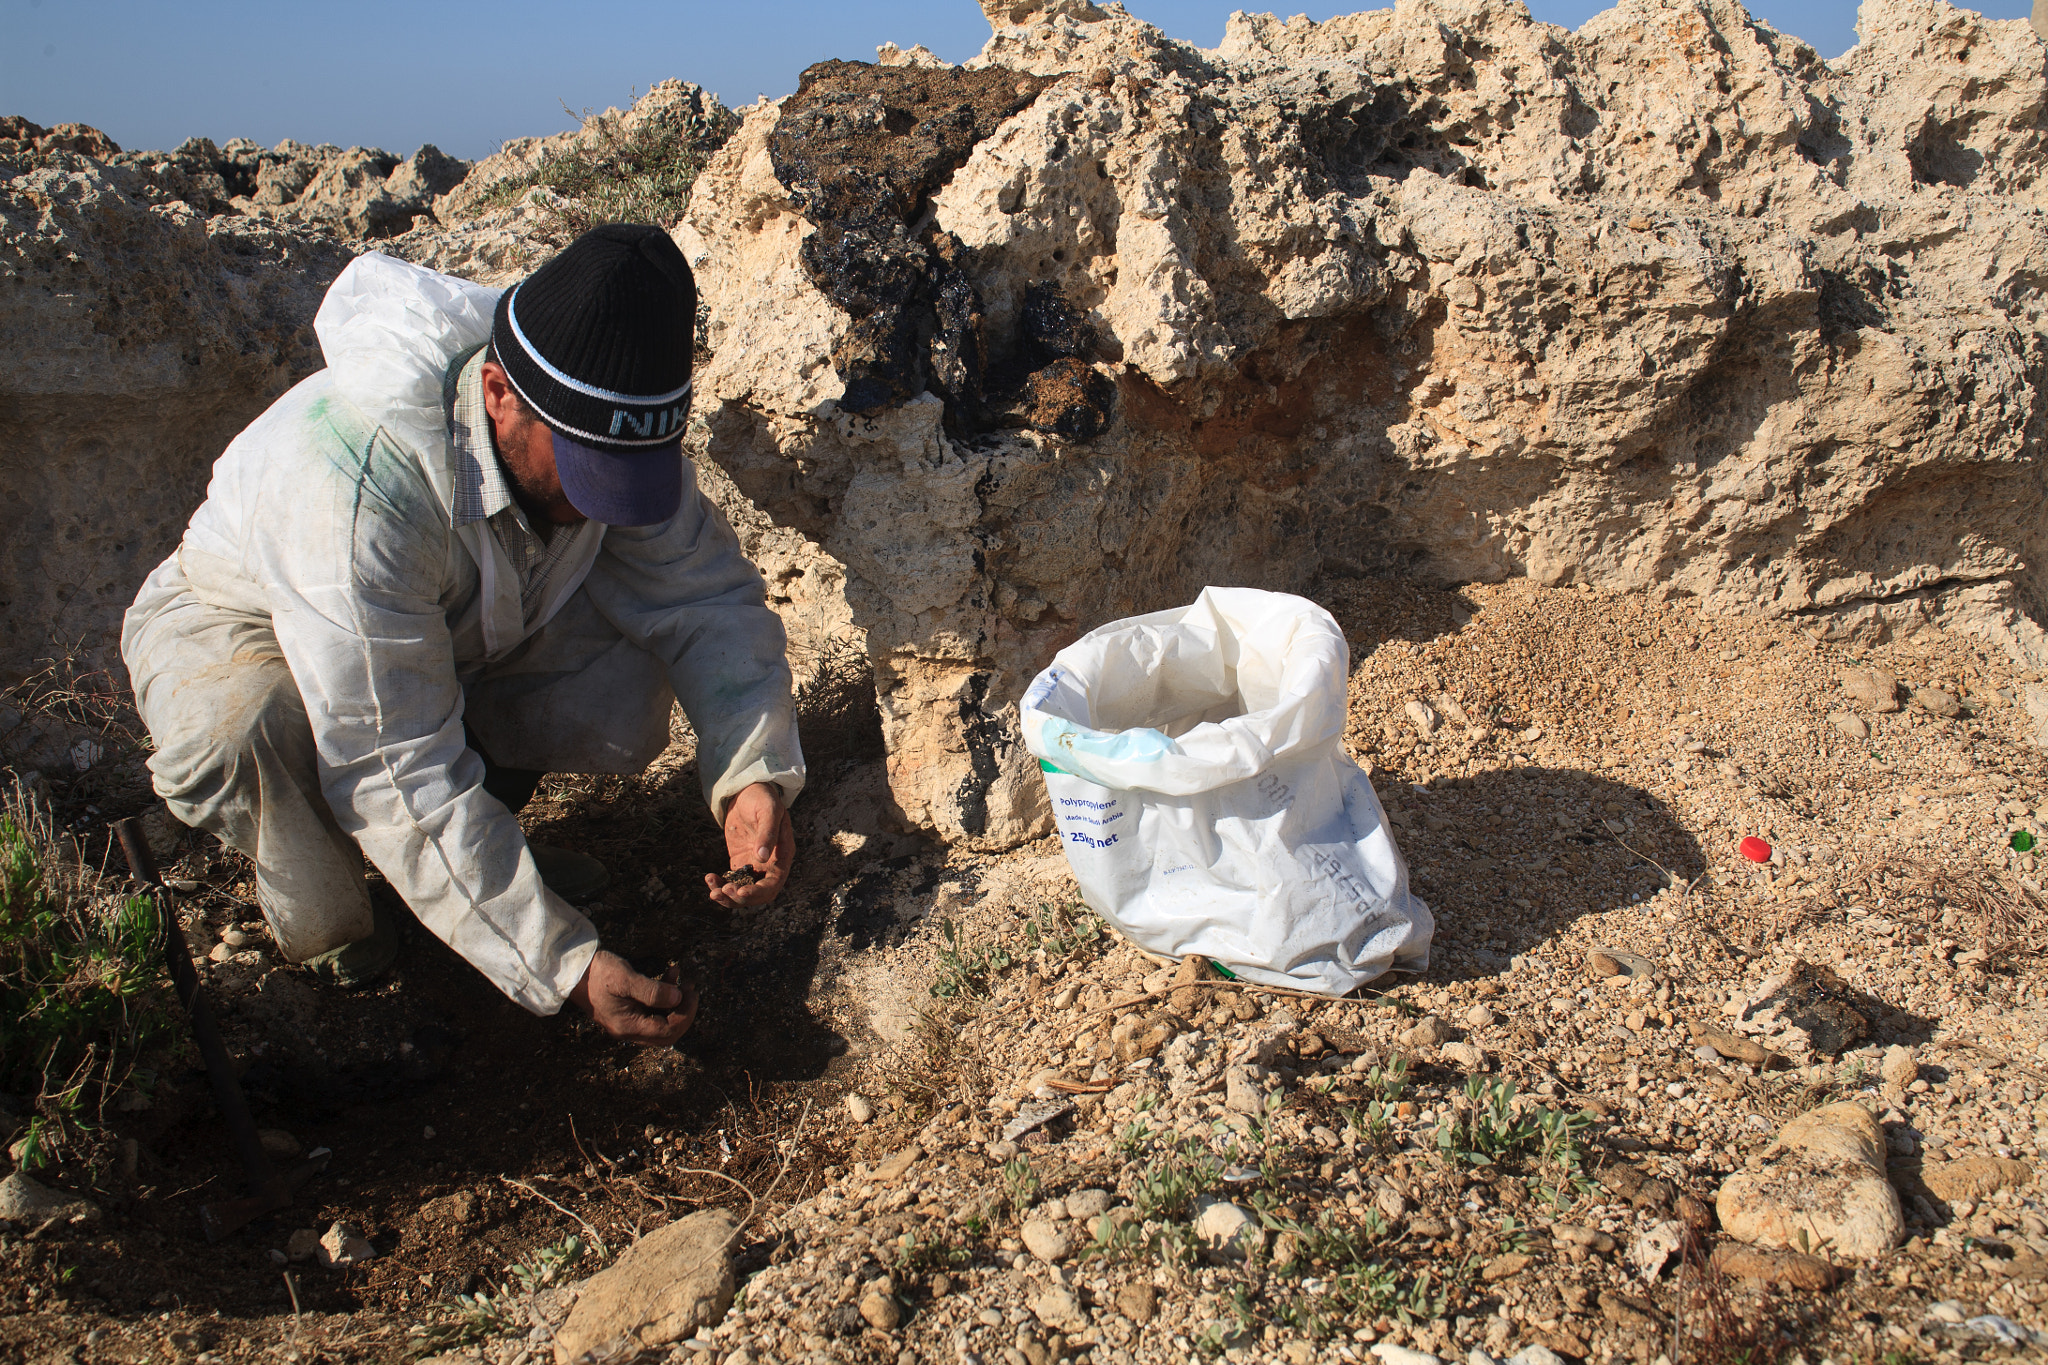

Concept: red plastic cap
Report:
left=1739, top=836, right=1773, bottom=863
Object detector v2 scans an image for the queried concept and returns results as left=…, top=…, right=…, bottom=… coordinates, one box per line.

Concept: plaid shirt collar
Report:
left=446, top=345, right=517, bottom=529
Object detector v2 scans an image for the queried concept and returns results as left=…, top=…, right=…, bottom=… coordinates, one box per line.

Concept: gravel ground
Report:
left=24, top=576, right=2046, bottom=1365
left=646, top=578, right=2048, bottom=1365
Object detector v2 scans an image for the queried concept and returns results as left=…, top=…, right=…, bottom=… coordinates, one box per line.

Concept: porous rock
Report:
left=553, top=1209, right=738, bottom=1364
left=682, top=0, right=2048, bottom=847
left=1922, top=1156, right=2034, bottom=1203
left=1715, top=1101, right=1904, bottom=1260
left=0, top=147, right=351, bottom=711
left=0, top=1172, right=98, bottom=1224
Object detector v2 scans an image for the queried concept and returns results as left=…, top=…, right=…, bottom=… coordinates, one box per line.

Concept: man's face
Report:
left=479, top=360, right=587, bottom=526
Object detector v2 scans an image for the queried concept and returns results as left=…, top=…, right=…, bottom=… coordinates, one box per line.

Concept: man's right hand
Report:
left=568, top=950, right=697, bottom=1045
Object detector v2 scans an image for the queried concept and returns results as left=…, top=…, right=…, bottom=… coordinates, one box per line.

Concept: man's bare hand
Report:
left=568, top=950, right=696, bottom=1045
left=706, top=781, right=793, bottom=909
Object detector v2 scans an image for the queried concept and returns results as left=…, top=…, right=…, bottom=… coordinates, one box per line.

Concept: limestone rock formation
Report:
left=0, top=139, right=353, bottom=760
left=1716, top=1101, right=1904, bottom=1260
left=681, top=0, right=2048, bottom=846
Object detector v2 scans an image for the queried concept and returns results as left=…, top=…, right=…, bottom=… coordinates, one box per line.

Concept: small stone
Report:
left=1225, top=1066, right=1265, bottom=1116
left=1840, top=666, right=1901, bottom=713
left=318, top=1222, right=375, bottom=1268
left=1405, top=699, right=1441, bottom=736
left=1115, top=1281, right=1157, bottom=1322
left=1928, top=1301, right=1968, bottom=1325
left=1880, top=1045, right=1918, bottom=1091
left=1912, top=686, right=1961, bottom=718
left=859, top=1291, right=903, bottom=1331
left=1172, top=954, right=1212, bottom=987
left=1480, top=1253, right=1530, bottom=1282
left=1630, top=1220, right=1688, bottom=1281
left=1029, top=1283, right=1089, bottom=1334
left=1923, top=1156, right=2034, bottom=1203
left=1192, top=1197, right=1262, bottom=1259
left=1552, top=1223, right=1615, bottom=1253
left=1377, top=1187, right=1409, bottom=1221
left=873, top=1145, right=921, bottom=1182
left=1506, top=1347, right=1565, bottom=1365
left=257, top=1128, right=301, bottom=1158
left=1442, top=1041, right=1486, bottom=1070
left=1709, top=1244, right=1840, bottom=1291
left=1462, top=1004, right=1496, bottom=1029
left=1066, top=1188, right=1112, bottom=1219
left=221, top=925, right=252, bottom=948
left=1676, top=1193, right=1714, bottom=1233
left=553, top=1209, right=737, bottom=1363
left=208, top=941, right=233, bottom=963
left=1828, top=711, right=1869, bottom=740
left=1693, top=1044, right=1721, bottom=1063
left=1398, top=1015, right=1455, bottom=1048
left=1372, top=1345, right=1444, bottom=1365
left=1585, top=947, right=1653, bottom=979
left=0, top=1173, right=98, bottom=1224
left=1285, top=1344, right=1317, bottom=1365
left=286, top=1228, right=322, bottom=1262
left=1692, top=1024, right=1774, bottom=1067
left=845, top=1094, right=875, bottom=1124
left=1022, top=1218, right=1074, bottom=1263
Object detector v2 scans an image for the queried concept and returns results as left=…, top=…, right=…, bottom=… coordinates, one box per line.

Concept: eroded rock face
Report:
left=0, top=145, right=352, bottom=727
left=683, top=0, right=2048, bottom=846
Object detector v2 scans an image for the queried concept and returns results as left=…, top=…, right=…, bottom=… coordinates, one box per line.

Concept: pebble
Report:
left=1115, top=1282, right=1157, bottom=1322
left=0, top=1172, right=98, bottom=1224
left=1065, top=1188, right=1112, bottom=1219
left=845, top=1094, right=875, bottom=1124
left=1398, top=1015, right=1455, bottom=1048
left=1021, top=1218, right=1073, bottom=1263
left=1692, top=1044, right=1721, bottom=1064
left=257, top=1128, right=301, bottom=1158
left=1840, top=665, right=1901, bottom=713
left=1372, top=1345, right=1443, bottom=1365
left=1912, top=686, right=1961, bottom=718
left=1506, top=1348, right=1566, bottom=1365
left=859, top=1291, right=903, bottom=1331
left=1462, top=1004, right=1496, bottom=1029
left=1929, top=1301, right=1968, bottom=1325
left=318, top=1221, right=375, bottom=1268
left=1225, top=1066, right=1265, bottom=1116
left=1029, top=1282, right=1089, bottom=1334
left=220, top=925, right=252, bottom=948
left=1881, top=1044, right=1918, bottom=1090
left=286, top=1228, right=323, bottom=1262
left=1405, top=699, right=1441, bottom=735
left=1192, top=1198, right=1262, bottom=1259
left=1828, top=711, right=1869, bottom=740
left=1442, top=1041, right=1486, bottom=1070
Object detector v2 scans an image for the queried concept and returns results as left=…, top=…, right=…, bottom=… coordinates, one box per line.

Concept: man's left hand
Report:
left=706, top=781, right=793, bottom=908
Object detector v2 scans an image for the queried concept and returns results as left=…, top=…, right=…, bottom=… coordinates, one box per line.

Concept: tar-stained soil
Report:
left=770, top=60, right=1117, bottom=441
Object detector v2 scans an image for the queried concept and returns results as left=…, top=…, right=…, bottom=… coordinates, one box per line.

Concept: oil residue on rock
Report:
left=770, top=60, right=1115, bottom=440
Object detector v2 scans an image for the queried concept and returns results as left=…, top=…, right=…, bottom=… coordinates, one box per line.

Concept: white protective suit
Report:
left=122, top=254, right=804, bottom=1014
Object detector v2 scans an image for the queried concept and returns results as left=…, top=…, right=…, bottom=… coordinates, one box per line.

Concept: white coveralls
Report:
left=120, top=254, right=804, bottom=1015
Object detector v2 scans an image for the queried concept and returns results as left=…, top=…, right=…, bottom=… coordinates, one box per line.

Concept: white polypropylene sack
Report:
left=1020, top=587, right=1432, bottom=994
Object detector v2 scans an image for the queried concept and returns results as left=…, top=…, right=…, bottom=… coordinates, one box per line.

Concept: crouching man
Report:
left=121, top=225, right=803, bottom=1045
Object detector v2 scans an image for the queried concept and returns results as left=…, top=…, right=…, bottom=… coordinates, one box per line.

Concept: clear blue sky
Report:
left=2, top=0, right=2033, bottom=161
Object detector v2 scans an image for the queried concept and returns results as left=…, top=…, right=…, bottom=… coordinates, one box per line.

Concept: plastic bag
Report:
left=1020, top=587, right=1431, bottom=994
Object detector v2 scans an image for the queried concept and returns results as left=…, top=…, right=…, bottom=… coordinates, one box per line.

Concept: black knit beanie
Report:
left=492, top=224, right=696, bottom=453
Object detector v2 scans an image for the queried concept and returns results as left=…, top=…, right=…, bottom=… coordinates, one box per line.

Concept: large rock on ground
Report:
left=552, top=1208, right=738, bottom=1364
left=683, top=0, right=2048, bottom=846
left=1716, top=1101, right=1903, bottom=1260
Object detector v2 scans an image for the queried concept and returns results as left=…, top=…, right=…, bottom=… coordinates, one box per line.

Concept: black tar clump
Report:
left=769, top=60, right=1116, bottom=441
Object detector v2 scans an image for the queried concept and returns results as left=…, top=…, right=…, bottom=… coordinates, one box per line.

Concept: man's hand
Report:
left=568, top=950, right=697, bottom=1045
left=705, top=781, right=793, bottom=909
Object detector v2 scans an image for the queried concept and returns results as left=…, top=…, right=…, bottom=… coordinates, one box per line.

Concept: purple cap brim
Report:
left=552, top=431, right=684, bottom=527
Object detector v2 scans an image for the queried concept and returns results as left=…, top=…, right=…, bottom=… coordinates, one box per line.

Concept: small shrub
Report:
left=0, top=778, right=175, bottom=1169
left=474, top=91, right=738, bottom=246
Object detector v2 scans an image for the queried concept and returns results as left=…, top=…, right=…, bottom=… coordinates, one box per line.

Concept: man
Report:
left=122, top=225, right=803, bottom=1045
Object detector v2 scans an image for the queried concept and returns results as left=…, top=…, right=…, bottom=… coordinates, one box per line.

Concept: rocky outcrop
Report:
left=0, top=139, right=352, bottom=762
left=683, top=0, right=2048, bottom=847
